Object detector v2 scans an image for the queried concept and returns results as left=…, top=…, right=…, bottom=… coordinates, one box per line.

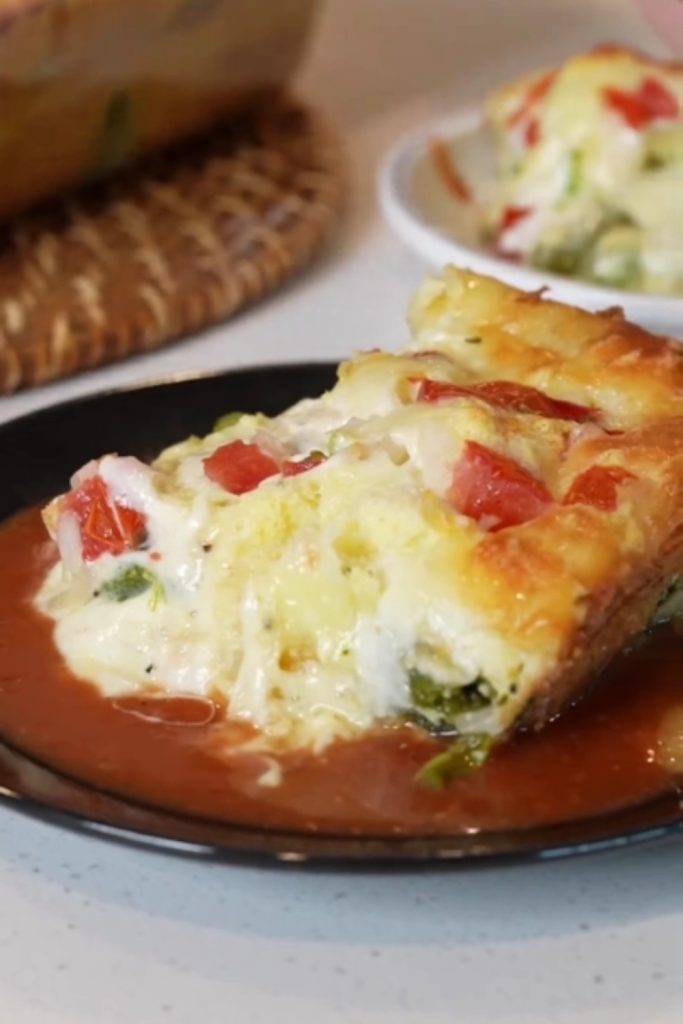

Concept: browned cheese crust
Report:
left=409, top=267, right=683, bottom=727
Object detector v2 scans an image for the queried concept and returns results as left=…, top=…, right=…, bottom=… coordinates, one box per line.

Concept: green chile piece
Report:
left=416, top=733, right=494, bottom=789
left=409, top=671, right=494, bottom=728
left=582, top=224, right=642, bottom=290
left=100, top=564, right=164, bottom=606
left=532, top=237, right=589, bottom=276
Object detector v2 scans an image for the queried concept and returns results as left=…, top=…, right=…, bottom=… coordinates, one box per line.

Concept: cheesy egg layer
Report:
left=37, top=268, right=683, bottom=754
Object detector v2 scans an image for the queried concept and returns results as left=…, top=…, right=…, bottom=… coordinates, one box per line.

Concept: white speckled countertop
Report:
left=1, top=2, right=681, bottom=1021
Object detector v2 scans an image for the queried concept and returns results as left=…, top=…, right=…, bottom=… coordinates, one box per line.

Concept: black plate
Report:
left=0, top=364, right=680, bottom=865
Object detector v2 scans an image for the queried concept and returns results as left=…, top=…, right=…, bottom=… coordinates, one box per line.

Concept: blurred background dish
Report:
left=480, top=49, right=682, bottom=299
left=380, top=110, right=683, bottom=337
left=379, top=46, right=683, bottom=337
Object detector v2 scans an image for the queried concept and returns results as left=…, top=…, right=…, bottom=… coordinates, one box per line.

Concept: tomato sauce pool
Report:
left=0, top=507, right=681, bottom=836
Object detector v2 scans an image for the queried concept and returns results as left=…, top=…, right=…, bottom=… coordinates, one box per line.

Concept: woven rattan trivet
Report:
left=0, top=94, right=345, bottom=394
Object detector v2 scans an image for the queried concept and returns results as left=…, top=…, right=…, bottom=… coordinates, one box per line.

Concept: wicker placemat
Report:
left=0, top=94, right=345, bottom=394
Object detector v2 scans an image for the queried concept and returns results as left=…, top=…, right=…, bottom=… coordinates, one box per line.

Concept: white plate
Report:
left=379, top=110, right=683, bottom=338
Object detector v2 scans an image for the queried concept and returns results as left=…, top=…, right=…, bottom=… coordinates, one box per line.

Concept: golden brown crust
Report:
left=409, top=266, right=683, bottom=727
left=410, top=268, right=683, bottom=428
left=524, top=525, right=683, bottom=728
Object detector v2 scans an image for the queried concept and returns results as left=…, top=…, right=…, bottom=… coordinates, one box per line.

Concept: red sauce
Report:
left=0, top=508, right=680, bottom=837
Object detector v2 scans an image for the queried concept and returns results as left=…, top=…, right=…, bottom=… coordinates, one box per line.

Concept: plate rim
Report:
left=0, top=362, right=680, bottom=866
left=1, top=731, right=681, bottom=867
left=378, top=108, right=683, bottom=326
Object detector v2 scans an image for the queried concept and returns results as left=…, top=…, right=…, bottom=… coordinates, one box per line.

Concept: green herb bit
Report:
left=327, top=429, right=348, bottom=454
left=642, top=126, right=683, bottom=171
left=565, top=148, right=583, bottom=197
left=532, top=241, right=585, bottom=276
left=416, top=733, right=493, bottom=789
left=101, top=565, right=164, bottom=607
left=213, top=411, right=246, bottom=432
left=464, top=336, right=482, bottom=344
left=294, top=449, right=327, bottom=465
left=94, top=91, right=135, bottom=177
left=583, top=223, right=642, bottom=290
left=643, top=152, right=666, bottom=171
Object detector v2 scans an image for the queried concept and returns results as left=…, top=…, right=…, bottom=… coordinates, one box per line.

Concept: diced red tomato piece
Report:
left=507, top=71, right=556, bottom=128
left=203, top=440, right=280, bottom=494
left=428, top=136, right=472, bottom=202
left=447, top=441, right=553, bottom=530
left=417, top=379, right=473, bottom=403
left=603, top=87, right=643, bottom=128
left=499, top=201, right=532, bottom=232
left=496, top=206, right=533, bottom=256
left=602, top=76, right=679, bottom=130
left=523, top=117, right=541, bottom=147
left=563, top=465, right=637, bottom=512
left=64, top=476, right=147, bottom=562
left=640, top=77, right=679, bottom=119
left=474, top=381, right=596, bottom=422
left=499, top=205, right=532, bottom=234
left=282, top=452, right=328, bottom=477
left=416, top=377, right=597, bottom=423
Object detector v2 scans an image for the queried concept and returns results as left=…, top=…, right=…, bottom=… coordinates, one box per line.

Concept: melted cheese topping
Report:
left=483, top=47, right=683, bottom=295
left=36, top=267, right=683, bottom=753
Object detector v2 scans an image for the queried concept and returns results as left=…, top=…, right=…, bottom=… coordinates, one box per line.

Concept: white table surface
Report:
left=1, top=3, right=681, bottom=1022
